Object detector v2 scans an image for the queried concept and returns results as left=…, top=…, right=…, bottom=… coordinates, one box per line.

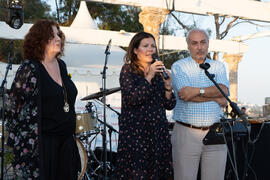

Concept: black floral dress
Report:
left=116, top=64, right=176, bottom=179
left=5, top=59, right=80, bottom=179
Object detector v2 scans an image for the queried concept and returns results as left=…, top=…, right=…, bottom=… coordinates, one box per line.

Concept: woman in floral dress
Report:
left=116, top=32, right=176, bottom=179
left=6, top=20, right=80, bottom=179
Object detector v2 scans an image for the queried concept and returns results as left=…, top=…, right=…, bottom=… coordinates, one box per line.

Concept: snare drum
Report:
left=76, top=138, right=87, bottom=180
left=76, top=112, right=97, bottom=134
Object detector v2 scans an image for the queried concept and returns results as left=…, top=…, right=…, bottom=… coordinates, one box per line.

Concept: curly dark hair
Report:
left=124, top=32, right=156, bottom=76
left=22, top=19, right=65, bottom=61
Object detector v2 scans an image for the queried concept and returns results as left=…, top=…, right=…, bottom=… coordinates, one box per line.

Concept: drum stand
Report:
left=80, top=129, right=112, bottom=180
left=79, top=130, right=100, bottom=180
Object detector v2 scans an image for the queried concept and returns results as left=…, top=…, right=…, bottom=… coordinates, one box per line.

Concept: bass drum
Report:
left=76, top=112, right=97, bottom=135
left=76, top=138, right=88, bottom=180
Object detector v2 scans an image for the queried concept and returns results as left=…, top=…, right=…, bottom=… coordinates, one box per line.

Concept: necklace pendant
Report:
left=63, top=102, right=70, bottom=112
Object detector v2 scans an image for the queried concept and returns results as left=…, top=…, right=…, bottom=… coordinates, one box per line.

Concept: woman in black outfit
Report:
left=116, top=32, right=176, bottom=179
left=6, top=19, right=80, bottom=179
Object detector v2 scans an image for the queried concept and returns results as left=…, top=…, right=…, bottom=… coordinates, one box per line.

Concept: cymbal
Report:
left=81, top=87, right=121, bottom=101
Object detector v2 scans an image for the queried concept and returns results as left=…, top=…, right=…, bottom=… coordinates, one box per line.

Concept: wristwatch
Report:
left=200, top=88, right=205, bottom=96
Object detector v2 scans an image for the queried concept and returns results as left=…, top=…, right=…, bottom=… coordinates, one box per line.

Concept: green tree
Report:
left=87, top=3, right=143, bottom=32
left=57, top=0, right=79, bottom=25
left=0, top=1, right=9, bottom=23
left=23, top=0, right=52, bottom=22
left=0, top=40, right=23, bottom=64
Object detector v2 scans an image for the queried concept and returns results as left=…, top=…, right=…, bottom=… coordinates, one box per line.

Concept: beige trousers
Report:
left=171, top=122, right=227, bottom=180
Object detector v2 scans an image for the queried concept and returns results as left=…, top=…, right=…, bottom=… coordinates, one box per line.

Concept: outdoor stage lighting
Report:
left=6, top=0, right=24, bottom=29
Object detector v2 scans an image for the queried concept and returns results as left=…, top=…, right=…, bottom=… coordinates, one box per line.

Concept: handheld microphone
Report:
left=151, top=53, right=169, bottom=80
left=105, top=39, right=112, bottom=54
left=199, top=63, right=210, bottom=70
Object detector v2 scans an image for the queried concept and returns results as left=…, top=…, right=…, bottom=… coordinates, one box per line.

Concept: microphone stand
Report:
left=100, top=39, right=111, bottom=179
left=201, top=65, right=251, bottom=130
left=0, top=54, right=12, bottom=180
left=201, top=64, right=251, bottom=180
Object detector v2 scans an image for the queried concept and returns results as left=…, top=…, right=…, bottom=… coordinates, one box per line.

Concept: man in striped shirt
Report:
left=171, top=28, right=229, bottom=180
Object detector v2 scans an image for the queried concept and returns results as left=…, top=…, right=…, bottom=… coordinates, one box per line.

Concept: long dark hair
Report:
left=124, top=32, right=156, bottom=76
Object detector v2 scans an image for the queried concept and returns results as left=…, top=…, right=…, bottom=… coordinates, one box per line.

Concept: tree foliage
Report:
left=57, top=0, right=80, bottom=25
left=87, top=3, right=143, bottom=32
left=0, top=1, right=8, bottom=20
left=23, top=0, right=52, bottom=22
left=0, top=40, right=23, bottom=64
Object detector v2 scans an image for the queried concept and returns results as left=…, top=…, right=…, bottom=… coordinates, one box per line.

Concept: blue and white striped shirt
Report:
left=171, top=56, right=230, bottom=126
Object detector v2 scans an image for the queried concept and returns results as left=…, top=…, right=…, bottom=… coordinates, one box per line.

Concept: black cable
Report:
left=250, top=122, right=265, bottom=144
left=241, top=135, right=249, bottom=180
left=222, top=120, right=240, bottom=180
left=241, top=141, right=257, bottom=180
left=241, top=122, right=265, bottom=180
left=229, top=123, right=238, bottom=178
left=247, top=144, right=257, bottom=180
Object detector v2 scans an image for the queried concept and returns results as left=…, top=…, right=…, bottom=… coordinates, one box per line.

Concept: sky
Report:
left=47, top=0, right=270, bottom=105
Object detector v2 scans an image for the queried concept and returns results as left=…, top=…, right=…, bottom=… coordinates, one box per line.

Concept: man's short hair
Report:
left=241, top=107, right=246, bottom=110
left=186, top=28, right=209, bottom=44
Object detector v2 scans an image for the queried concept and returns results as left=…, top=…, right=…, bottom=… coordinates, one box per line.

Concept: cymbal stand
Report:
left=100, top=39, right=112, bottom=179
left=97, top=118, right=117, bottom=178
left=0, top=53, right=12, bottom=180
left=94, top=99, right=121, bottom=118
left=89, top=127, right=111, bottom=179
left=107, top=128, right=114, bottom=177
left=93, top=98, right=120, bottom=178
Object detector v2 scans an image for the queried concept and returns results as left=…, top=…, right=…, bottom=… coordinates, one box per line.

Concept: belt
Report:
left=176, top=121, right=210, bottom=131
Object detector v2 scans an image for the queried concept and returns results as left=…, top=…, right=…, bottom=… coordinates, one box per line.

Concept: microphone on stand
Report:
left=105, top=39, right=112, bottom=54
left=199, top=62, right=215, bottom=79
left=199, top=62, right=210, bottom=70
left=151, top=53, right=169, bottom=80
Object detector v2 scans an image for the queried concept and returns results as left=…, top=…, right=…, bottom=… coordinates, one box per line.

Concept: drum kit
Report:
left=76, top=87, right=120, bottom=180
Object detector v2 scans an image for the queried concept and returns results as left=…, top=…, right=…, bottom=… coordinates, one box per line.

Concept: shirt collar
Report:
left=189, top=56, right=210, bottom=65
